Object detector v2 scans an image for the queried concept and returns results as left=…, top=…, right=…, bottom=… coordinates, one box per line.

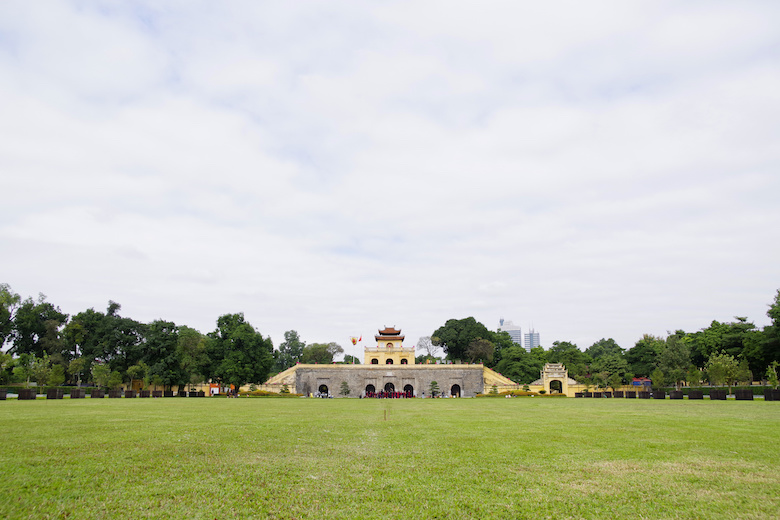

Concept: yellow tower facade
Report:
left=364, top=327, right=415, bottom=365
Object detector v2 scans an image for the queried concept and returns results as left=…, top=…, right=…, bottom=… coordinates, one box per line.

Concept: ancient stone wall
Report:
left=294, top=365, right=485, bottom=397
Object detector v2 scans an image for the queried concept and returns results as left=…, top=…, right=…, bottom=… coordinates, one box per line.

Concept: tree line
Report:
left=0, top=283, right=348, bottom=392
left=3, top=282, right=778, bottom=392
left=426, top=289, right=780, bottom=390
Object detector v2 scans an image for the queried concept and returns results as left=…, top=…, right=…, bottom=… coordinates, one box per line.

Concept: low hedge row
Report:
left=0, top=386, right=101, bottom=395
left=239, top=390, right=302, bottom=397
left=658, top=386, right=776, bottom=396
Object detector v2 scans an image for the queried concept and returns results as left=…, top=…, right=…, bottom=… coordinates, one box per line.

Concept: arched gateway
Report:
left=263, top=326, right=522, bottom=397
left=529, top=363, right=577, bottom=395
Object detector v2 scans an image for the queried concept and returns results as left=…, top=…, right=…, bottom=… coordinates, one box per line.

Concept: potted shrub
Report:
left=46, top=388, right=64, bottom=399
left=19, top=388, right=37, bottom=400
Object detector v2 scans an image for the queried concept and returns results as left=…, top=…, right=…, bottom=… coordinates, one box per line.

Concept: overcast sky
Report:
left=1, top=1, right=779, bottom=360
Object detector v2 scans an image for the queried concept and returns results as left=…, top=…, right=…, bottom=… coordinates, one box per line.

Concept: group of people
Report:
left=362, top=390, right=414, bottom=399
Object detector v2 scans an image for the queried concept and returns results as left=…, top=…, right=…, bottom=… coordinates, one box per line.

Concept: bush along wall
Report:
left=660, top=386, right=773, bottom=396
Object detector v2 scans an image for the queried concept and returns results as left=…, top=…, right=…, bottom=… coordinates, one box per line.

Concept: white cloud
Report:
left=1, top=1, right=779, bottom=354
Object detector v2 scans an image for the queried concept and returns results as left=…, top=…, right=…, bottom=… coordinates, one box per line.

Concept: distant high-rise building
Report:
left=498, top=318, right=524, bottom=351
left=525, top=329, right=540, bottom=350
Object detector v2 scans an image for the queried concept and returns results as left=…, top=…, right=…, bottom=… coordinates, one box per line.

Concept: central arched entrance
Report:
left=384, top=382, right=395, bottom=393
left=386, top=359, right=393, bottom=364
left=365, top=384, right=375, bottom=394
left=550, top=380, right=563, bottom=394
left=450, top=384, right=461, bottom=397
left=318, top=384, right=329, bottom=395
left=403, top=384, right=414, bottom=396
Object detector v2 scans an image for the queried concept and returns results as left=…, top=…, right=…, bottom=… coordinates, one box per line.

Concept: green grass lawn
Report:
left=1, top=397, right=779, bottom=519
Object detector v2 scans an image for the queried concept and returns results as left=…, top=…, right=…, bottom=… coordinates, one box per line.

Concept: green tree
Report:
left=736, top=358, right=752, bottom=385
left=343, top=354, right=360, bottom=364
left=428, top=380, right=439, bottom=397
left=0, top=283, right=21, bottom=348
left=91, top=363, right=111, bottom=389
left=31, top=354, right=52, bottom=390
left=204, top=313, right=274, bottom=392
left=177, top=326, right=208, bottom=391
left=763, top=291, right=780, bottom=370
left=650, top=367, right=665, bottom=390
left=13, top=353, right=34, bottom=387
left=547, top=341, right=588, bottom=380
left=432, top=317, right=491, bottom=361
left=766, top=361, right=779, bottom=389
left=339, top=381, right=350, bottom=396
left=688, top=318, right=762, bottom=374
left=68, top=357, right=86, bottom=386
left=300, top=342, right=343, bottom=364
left=585, top=338, right=624, bottom=360
left=658, top=334, right=691, bottom=390
left=126, top=361, right=149, bottom=390
left=489, top=330, right=516, bottom=368
left=687, top=365, right=702, bottom=387
left=626, top=335, right=664, bottom=377
left=108, top=370, right=123, bottom=390
left=274, top=330, right=306, bottom=371
left=466, top=338, right=494, bottom=364
left=494, top=346, right=547, bottom=384
left=49, top=364, right=65, bottom=388
left=10, top=295, right=68, bottom=359
left=705, top=352, right=739, bottom=392
left=592, top=353, right=628, bottom=390
left=0, top=351, right=12, bottom=384
left=608, top=372, right=623, bottom=392
left=143, top=320, right=183, bottom=390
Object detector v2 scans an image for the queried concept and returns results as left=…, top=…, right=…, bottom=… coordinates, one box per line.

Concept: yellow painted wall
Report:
left=363, top=337, right=415, bottom=365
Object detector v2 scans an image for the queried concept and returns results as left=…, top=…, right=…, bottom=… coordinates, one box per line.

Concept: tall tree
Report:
left=300, top=342, right=343, bottom=364
left=547, top=341, right=589, bottom=379
left=177, top=325, right=208, bottom=391
left=585, top=338, right=624, bottom=360
left=705, top=352, right=739, bottom=392
left=432, top=317, right=491, bottom=361
left=0, top=283, right=21, bottom=348
left=591, top=353, right=629, bottom=388
left=626, top=335, right=664, bottom=377
left=416, top=336, right=441, bottom=358
left=466, top=338, right=494, bottom=364
left=658, top=334, right=691, bottom=390
left=143, top=320, right=184, bottom=389
left=10, top=294, right=68, bottom=358
left=91, top=363, right=111, bottom=389
left=761, top=290, right=780, bottom=370
left=493, top=345, right=547, bottom=384
left=31, top=354, right=52, bottom=391
left=204, top=313, right=274, bottom=391
left=274, top=330, right=306, bottom=372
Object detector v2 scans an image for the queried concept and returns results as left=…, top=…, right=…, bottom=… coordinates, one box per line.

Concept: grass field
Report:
left=1, top=397, right=779, bottom=519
